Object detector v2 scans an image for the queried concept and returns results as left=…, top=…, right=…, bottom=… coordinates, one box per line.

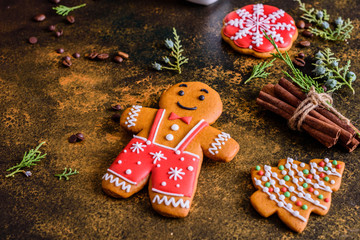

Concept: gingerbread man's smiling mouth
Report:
left=177, top=101, right=197, bottom=110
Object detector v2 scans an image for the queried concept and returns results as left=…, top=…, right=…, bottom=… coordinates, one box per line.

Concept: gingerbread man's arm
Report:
left=198, top=125, right=239, bottom=162
left=120, top=105, right=158, bottom=134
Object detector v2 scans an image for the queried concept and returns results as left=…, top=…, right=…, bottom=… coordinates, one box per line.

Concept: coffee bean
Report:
left=113, top=56, right=123, bottom=63
left=28, top=36, right=38, bottom=44
left=63, top=56, right=71, bottom=61
left=75, top=133, right=85, bottom=141
left=97, top=53, right=109, bottom=60
left=56, top=48, right=64, bottom=54
left=48, top=25, right=56, bottom=32
left=68, top=134, right=77, bottom=143
left=73, top=53, right=80, bottom=58
left=111, top=113, right=121, bottom=122
left=293, top=58, right=306, bottom=67
left=298, top=52, right=305, bottom=59
left=62, top=58, right=72, bottom=67
left=112, top=105, right=123, bottom=111
left=299, top=40, right=311, bottom=47
left=33, top=14, right=46, bottom=22
left=88, top=52, right=98, bottom=59
left=66, top=15, right=75, bottom=24
left=304, top=23, right=312, bottom=29
left=55, top=29, right=63, bottom=37
left=302, top=30, right=313, bottom=38
left=117, top=51, right=129, bottom=59
left=296, top=20, right=305, bottom=29
left=51, top=0, right=61, bottom=3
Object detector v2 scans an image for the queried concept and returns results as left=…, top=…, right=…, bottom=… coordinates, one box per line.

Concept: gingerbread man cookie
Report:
left=251, top=158, right=344, bottom=233
left=221, top=4, right=298, bottom=58
left=102, top=82, right=239, bottom=217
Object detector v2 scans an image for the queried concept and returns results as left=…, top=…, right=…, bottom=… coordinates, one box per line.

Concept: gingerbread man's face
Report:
left=159, top=82, right=223, bottom=124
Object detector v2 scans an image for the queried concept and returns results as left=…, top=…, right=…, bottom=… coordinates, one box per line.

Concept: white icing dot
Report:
left=330, top=180, right=335, bottom=184
left=331, top=168, right=336, bottom=173
left=327, top=163, right=332, bottom=168
left=157, top=164, right=161, bottom=167
left=125, top=169, right=132, bottom=175
left=187, top=166, right=194, bottom=171
left=279, top=180, right=285, bottom=185
left=314, top=190, right=319, bottom=195
left=310, top=169, right=316, bottom=174
left=297, top=186, right=303, bottom=191
left=263, top=187, right=269, bottom=193
left=274, top=187, right=280, bottom=193
left=265, top=172, right=271, bottom=178
left=264, top=166, right=271, bottom=171
left=171, top=124, right=179, bottom=131
left=314, top=200, right=320, bottom=205
left=278, top=202, right=284, bottom=207
left=271, top=172, right=278, bottom=178
left=288, top=158, right=293, bottom=162
left=293, top=211, right=299, bottom=217
left=298, top=171, right=304, bottom=177
left=314, top=183, right=319, bottom=188
left=292, top=164, right=298, bottom=169
left=117, top=160, right=122, bottom=164
left=175, top=150, right=181, bottom=155
left=326, top=170, right=331, bottom=175
left=161, top=181, right=166, bottom=186
left=166, top=134, right=174, bottom=141
left=289, top=186, right=295, bottom=192
left=285, top=163, right=290, bottom=169
left=270, top=180, right=276, bottom=185
left=288, top=170, right=294, bottom=176
left=314, top=175, right=320, bottom=180
left=300, top=163, right=305, bottom=168
left=281, top=170, right=287, bottom=175
left=146, top=140, right=151, bottom=145
left=305, top=193, right=311, bottom=199
left=255, top=180, right=261, bottom=186
left=215, top=151, right=219, bottom=154
left=318, top=167, right=323, bottom=172
left=180, top=157, right=184, bottom=161
left=192, top=158, right=196, bottom=161
left=270, top=194, right=276, bottom=200
left=324, top=158, right=329, bottom=163
left=137, top=161, right=141, bottom=165
left=176, top=184, right=180, bottom=188
left=292, top=178, right=298, bottom=184
left=249, top=45, right=253, bottom=49
left=299, top=178, right=303, bottom=182
left=261, top=176, right=268, bottom=182
left=279, top=195, right=285, bottom=200
left=319, top=181, right=324, bottom=185
left=287, top=203, right=292, bottom=209
left=298, top=193, right=304, bottom=198
left=325, top=186, right=331, bottom=191
left=123, top=150, right=127, bottom=153
left=291, top=196, right=297, bottom=202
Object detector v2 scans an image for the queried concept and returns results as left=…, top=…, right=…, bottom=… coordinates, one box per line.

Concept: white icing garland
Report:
left=225, top=4, right=295, bottom=47
left=208, top=132, right=231, bottom=155
left=125, top=105, right=142, bottom=128
left=152, top=195, right=190, bottom=208
left=102, top=173, right=131, bottom=193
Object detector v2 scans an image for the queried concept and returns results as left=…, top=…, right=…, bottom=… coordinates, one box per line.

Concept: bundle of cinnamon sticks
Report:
left=256, top=77, right=360, bottom=152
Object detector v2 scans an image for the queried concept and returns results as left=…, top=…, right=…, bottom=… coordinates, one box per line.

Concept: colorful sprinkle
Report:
left=324, top=198, right=330, bottom=202
left=319, top=173, right=325, bottom=178
left=318, top=194, right=324, bottom=200
left=324, top=166, right=329, bottom=171
left=258, top=170, right=264, bottom=176
left=295, top=201, right=302, bottom=206
left=255, top=165, right=261, bottom=171
left=302, top=204, right=308, bottom=210
left=336, top=164, right=341, bottom=169
left=284, top=192, right=290, bottom=197
left=302, top=183, right=308, bottom=188
left=265, top=182, right=271, bottom=187
left=332, top=160, right=337, bottom=165
left=281, top=187, right=287, bottom=192
left=324, top=176, right=330, bottom=182
left=303, top=169, right=309, bottom=174
left=319, top=161, right=325, bottom=167
left=307, top=174, right=313, bottom=179
left=308, top=187, right=314, bottom=193
left=279, top=165, right=284, bottom=170
left=269, top=187, right=274, bottom=192
left=284, top=175, right=290, bottom=181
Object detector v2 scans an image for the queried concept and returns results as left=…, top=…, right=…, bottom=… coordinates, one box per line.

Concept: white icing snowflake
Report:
left=225, top=4, right=295, bottom=48
left=130, top=142, right=146, bottom=154
left=168, top=167, right=185, bottom=181
left=150, top=151, right=167, bottom=164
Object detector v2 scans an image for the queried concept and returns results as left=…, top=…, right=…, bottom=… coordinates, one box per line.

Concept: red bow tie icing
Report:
left=169, top=112, right=192, bottom=124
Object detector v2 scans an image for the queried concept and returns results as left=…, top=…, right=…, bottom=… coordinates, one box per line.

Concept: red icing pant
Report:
left=108, top=109, right=208, bottom=197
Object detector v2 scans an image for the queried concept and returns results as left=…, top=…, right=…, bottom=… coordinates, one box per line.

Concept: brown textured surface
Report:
left=0, top=0, right=359, bottom=239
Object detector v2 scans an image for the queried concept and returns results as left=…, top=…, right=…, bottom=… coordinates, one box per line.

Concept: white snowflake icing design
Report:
left=225, top=4, right=295, bottom=48
left=130, top=142, right=146, bottom=154
left=150, top=151, right=167, bottom=164
left=168, top=167, right=185, bottom=181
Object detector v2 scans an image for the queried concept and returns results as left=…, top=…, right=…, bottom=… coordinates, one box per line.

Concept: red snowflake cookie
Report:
left=221, top=4, right=298, bottom=58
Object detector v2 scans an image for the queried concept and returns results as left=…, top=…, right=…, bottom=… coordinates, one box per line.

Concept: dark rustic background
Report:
left=0, top=0, right=359, bottom=239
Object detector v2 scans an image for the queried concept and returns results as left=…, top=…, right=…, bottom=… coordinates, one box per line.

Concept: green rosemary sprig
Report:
left=294, top=0, right=353, bottom=41
left=54, top=167, right=79, bottom=180
left=152, top=28, right=189, bottom=74
left=312, top=48, right=356, bottom=94
left=5, top=142, right=46, bottom=178
left=244, top=59, right=276, bottom=84
left=52, top=3, right=86, bottom=16
left=264, top=32, right=323, bottom=93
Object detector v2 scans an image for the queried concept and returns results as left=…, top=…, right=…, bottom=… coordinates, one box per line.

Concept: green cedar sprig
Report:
left=312, top=48, right=356, bottom=94
left=294, top=0, right=353, bottom=41
left=52, top=3, right=86, bottom=16
left=264, top=32, right=323, bottom=93
left=244, top=59, right=276, bottom=84
left=54, top=167, right=79, bottom=180
left=5, top=142, right=46, bottom=178
left=152, top=28, right=189, bottom=74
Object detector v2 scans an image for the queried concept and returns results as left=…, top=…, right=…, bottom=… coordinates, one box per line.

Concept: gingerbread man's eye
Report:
left=199, top=95, right=205, bottom=101
left=178, top=90, right=185, bottom=96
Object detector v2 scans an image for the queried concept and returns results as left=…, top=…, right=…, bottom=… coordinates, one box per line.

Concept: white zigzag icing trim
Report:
left=125, top=105, right=142, bottom=128
left=152, top=195, right=190, bottom=208
left=209, top=132, right=231, bottom=155
left=102, top=173, right=131, bottom=193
